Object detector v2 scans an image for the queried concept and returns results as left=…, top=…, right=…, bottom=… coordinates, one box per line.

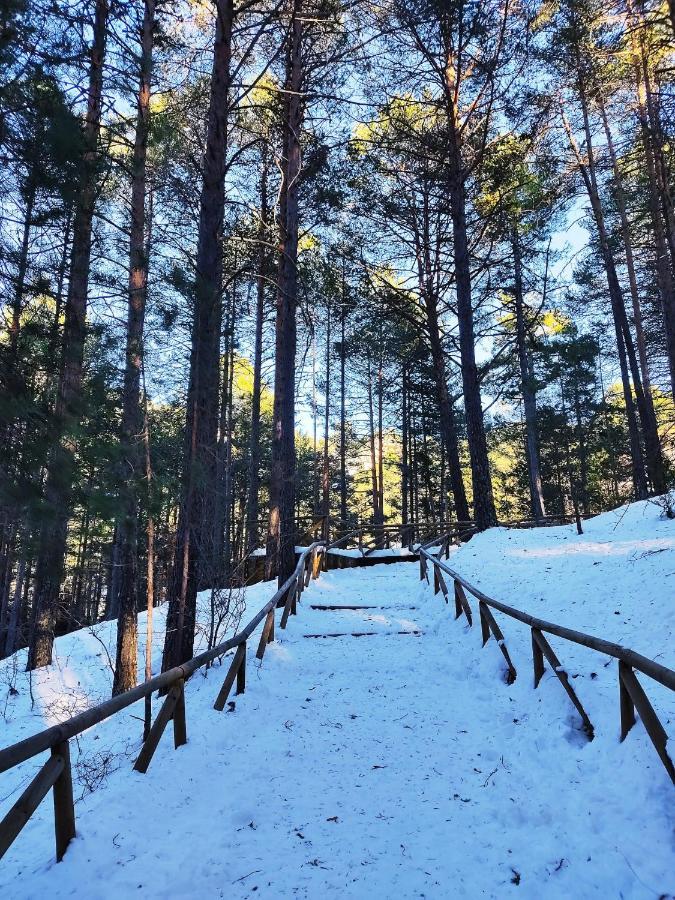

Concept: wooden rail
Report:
left=418, top=544, right=675, bottom=783
left=0, top=542, right=326, bottom=864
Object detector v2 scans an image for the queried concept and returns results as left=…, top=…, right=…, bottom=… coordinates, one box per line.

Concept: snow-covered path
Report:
left=2, top=555, right=674, bottom=899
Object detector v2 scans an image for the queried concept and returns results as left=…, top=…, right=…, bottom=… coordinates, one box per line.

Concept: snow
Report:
left=328, top=547, right=415, bottom=558
left=1, top=498, right=673, bottom=897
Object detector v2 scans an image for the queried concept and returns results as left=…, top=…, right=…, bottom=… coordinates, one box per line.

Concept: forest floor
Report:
left=1, top=499, right=674, bottom=898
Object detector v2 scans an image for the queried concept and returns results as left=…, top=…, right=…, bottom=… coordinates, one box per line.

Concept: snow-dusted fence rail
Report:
left=418, top=543, right=675, bottom=784
left=0, top=543, right=326, bottom=864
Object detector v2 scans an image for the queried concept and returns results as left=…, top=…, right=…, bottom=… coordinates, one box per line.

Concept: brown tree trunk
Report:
left=28, top=0, right=109, bottom=670
left=628, top=31, right=675, bottom=394
left=162, top=0, right=233, bottom=671
left=442, top=73, right=496, bottom=529
left=420, top=293, right=470, bottom=522
left=366, top=356, right=380, bottom=526
left=266, top=0, right=303, bottom=584
left=113, top=0, right=155, bottom=696
left=322, top=301, right=331, bottom=538
left=339, top=288, right=347, bottom=524
left=377, top=345, right=384, bottom=534
left=245, top=154, right=269, bottom=553
left=401, top=364, right=409, bottom=532
left=143, top=389, right=155, bottom=739
left=569, top=82, right=661, bottom=496
left=512, top=229, right=546, bottom=521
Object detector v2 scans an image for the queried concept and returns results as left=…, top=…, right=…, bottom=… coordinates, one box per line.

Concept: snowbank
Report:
left=449, top=498, right=674, bottom=666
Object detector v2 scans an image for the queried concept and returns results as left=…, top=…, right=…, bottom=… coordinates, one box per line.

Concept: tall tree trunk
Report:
left=442, top=69, right=496, bottom=529
left=377, top=346, right=384, bottom=528
left=512, top=229, right=546, bottom=521
left=401, top=364, right=409, bottom=533
left=266, top=0, right=303, bottom=584
left=113, top=0, right=155, bottom=696
left=572, top=372, right=590, bottom=515
left=4, top=556, right=25, bottom=657
left=143, top=386, right=155, bottom=739
left=215, top=288, right=234, bottom=584
left=628, top=30, right=675, bottom=394
left=339, top=288, right=347, bottom=524
left=568, top=82, right=661, bottom=496
left=322, top=301, right=331, bottom=538
left=28, top=0, right=109, bottom=670
left=8, top=183, right=35, bottom=361
left=245, top=154, right=269, bottom=553
left=367, top=356, right=379, bottom=525
left=420, top=293, right=470, bottom=521
left=599, top=101, right=652, bottom=396
left=162, top=0, right=232, bottom=671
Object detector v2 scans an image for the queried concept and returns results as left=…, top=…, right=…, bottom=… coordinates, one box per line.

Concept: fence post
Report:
left=532, top=628, right=545, bottom=688
left=619, top=661, right=636, bottom=740
left=236, top=643, right=246, bottom=695
left=51, top=740, right=75, bottom=862
left=478, top=602, right=490, bottom=646
left=173, top=679, right=187, bottom=749
left=215, top=643, right=248, bottom=708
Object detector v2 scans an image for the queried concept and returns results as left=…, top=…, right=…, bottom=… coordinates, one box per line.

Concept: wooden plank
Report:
left=303, top=631, right=422, bottom=639
left=0, top=754, right=64, bottom=860
left=51, top=740, right=76, bottom=861
left=309, top=604, right=419, bottom=611
left=454, top=580, right=473, bottom=626
left=435, top=566, right=448, bottom=602
left=479, top=602, right=517, bottom=684
left=134, top=682, right=181, bottom=773
left=479, top=603, right=490, bottom=646
left=236, top=643, right=246, bottom=695
left=280, top=583, right=295, bottom=629
left=619, top=660, right=636, bottom=740
left=255, top=609, right=275, bottom=661
left=531, top=627, right=545, bottom=688
left=214, top=643, right=247, bottom=709
left=532, top=629, right=593, bottom=738
left=173, top=679, right=187, bottom=749
left=619, top=662, right=675, bottom=782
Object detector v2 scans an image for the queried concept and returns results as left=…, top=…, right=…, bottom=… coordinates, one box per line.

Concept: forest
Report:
left=1, top=0, right=674, bottom=695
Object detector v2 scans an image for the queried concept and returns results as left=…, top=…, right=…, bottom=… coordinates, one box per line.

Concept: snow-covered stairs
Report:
left=2, top=557, right=674, bottom=898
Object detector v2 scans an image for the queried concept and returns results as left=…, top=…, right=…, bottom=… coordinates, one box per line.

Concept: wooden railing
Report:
left=418, top=542, right=675, bottom=784
left=0, top=542, right=326, bottom=864
left=326, top=522, right=477, bottom=556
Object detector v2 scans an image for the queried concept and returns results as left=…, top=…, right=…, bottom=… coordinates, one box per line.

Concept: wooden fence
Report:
left=418, top=541, right=675, bottom=783
left=0, top=542, right=326, bottom=864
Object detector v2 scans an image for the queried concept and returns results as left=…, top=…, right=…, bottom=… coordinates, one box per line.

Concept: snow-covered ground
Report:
left=0, top=499, right=673, bottom=897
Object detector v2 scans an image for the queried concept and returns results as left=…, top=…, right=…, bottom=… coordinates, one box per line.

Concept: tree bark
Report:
left=322, top=300, right=331, bottom=538
left=245, top=153, right=269, bottom=553
left=367, top=356, right=380, bottom=525
left=28, top=0, right=109, bottom=670
left=113, top=0, right=155, bottom=696
left=442, top=68, right=496, bottom=530
left=339, top=287, right=347, bottom=524
left=512, top=229, right=546, bottom=521
left=162, top=0, right=232, bottom=671
left=628, top=30, right=675, bottom=395
left=266, top=0, right=304, bottom=584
